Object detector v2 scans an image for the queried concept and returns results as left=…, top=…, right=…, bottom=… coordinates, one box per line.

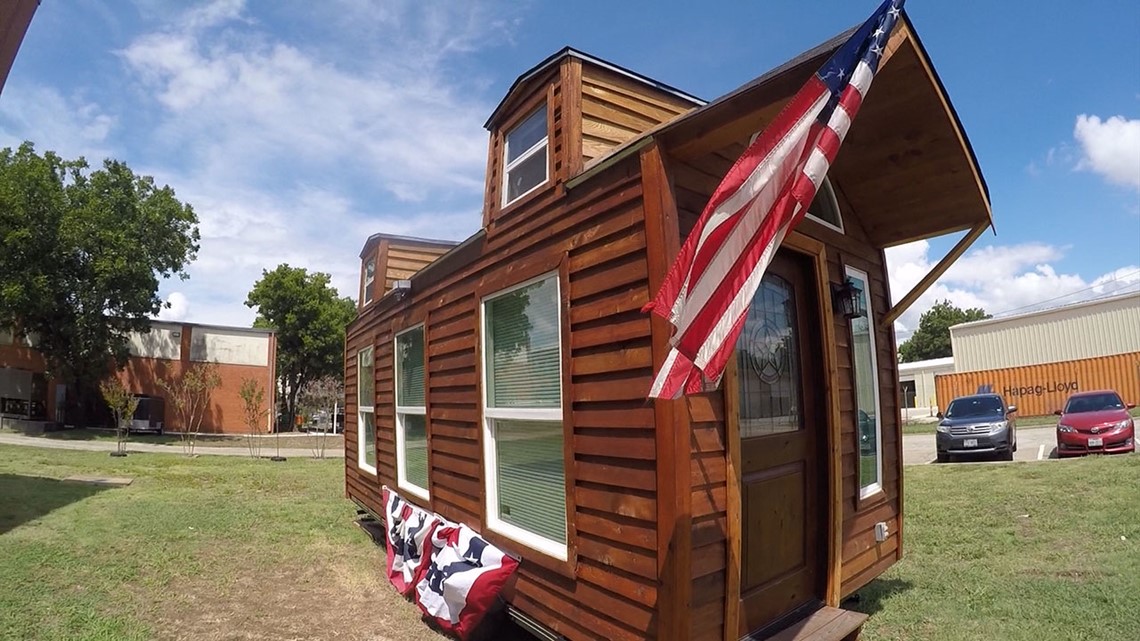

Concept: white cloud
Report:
left=1073, top=114, right=1140, bottom=190
left=886, top=239, right=1140, bottom=337
left=0, top=85, right=115, bottom=161
left=157, top=292, right=190, bottom=321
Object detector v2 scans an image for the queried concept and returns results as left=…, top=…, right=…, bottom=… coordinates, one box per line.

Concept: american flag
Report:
left=644, top=0, right=905, bottom=399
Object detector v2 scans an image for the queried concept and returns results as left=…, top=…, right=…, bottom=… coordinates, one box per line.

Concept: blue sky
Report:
left=2, top=0, right=1137, bottom=337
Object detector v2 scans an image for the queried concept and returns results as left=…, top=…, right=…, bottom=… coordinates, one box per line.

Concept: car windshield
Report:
left=946, top=396, right=1004, bottom=418
left=1064, top=393, right=1124, bottom=414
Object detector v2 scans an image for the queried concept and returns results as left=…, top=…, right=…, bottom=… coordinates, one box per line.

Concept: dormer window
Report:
left=502, top=104, right=548, bottom=207
left=363, top=259, right=375, bottom=304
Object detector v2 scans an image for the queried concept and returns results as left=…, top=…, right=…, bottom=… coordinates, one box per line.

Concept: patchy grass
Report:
left=0, top=444, right=495, bottom=641
left=0, top=425, right=343, bottom=452
left=854, top=453, right=1140, bottom=641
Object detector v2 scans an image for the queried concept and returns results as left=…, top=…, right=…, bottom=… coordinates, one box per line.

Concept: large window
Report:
left=395, top=325, right=429, bottom=499
left=502, top=105, right=548, bottom=207
left=846, top=266, right=882, bottom=498
left=481, top=273, right=566, bottom=559
left=358, top=347, right=376, bottom=474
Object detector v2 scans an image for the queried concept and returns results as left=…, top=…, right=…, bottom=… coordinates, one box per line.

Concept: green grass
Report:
left=854, top=453, right=1140, bottom=641
left=0, top=444, right=444, bottom=641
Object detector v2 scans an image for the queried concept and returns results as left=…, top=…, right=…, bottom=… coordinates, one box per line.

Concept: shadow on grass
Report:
left=0, top=473, right=109, bottom=535
left=844, top=577, right=914, bottom=616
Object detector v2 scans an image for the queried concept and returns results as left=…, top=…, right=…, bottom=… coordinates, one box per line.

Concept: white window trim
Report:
left=357, top=346, right=377, bottom=476
left=395, top=324, right=429, bottom=501
left=363, top=259, right=376, bottom=304
left=806, top=177, right=845, bottom=234
left=480, top=271, right=567, bottom=561
left=846, top=265, right=883, bottom=499
left=501, top=105, right=549, bottom=208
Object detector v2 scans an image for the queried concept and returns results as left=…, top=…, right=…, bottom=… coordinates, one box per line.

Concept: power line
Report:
left=989, top=269, right=1140, bottom=318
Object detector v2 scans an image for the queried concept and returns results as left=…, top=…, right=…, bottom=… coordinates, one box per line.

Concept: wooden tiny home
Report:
left=345, top=12, right=992, bottom=641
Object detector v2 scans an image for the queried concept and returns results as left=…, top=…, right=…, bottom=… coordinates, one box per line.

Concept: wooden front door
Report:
left=733, top=250, right=826, bottom=637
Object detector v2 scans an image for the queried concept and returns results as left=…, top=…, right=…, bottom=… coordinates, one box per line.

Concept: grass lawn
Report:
left=854, top=453, right=1140, bottom=641
left=0, top=424, right=343, bottom=452
left=0, top=444, right=457, bottom=641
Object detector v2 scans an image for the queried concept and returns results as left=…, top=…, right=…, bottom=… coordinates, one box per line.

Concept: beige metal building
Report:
left=897, top=356, right=954, bottom=420
left=950, top=291, right=1140, bottom=371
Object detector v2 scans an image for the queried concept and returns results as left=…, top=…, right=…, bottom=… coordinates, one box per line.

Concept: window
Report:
left=363, top=259, right=375, bottom=304
left=807, top=177, right=844, bottom=233
left=846, top=266, right=882, bottom=499
left=502, top=105, right=548, bottom=207
left=358, top=347, right=376, bottom=474
left=395, top=325, right=429, bottom=499
left=481, top=273, right=566, bottom=559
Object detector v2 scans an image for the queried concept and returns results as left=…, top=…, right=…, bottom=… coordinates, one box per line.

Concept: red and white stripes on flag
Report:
left=643, top=0, right=904, bottom=398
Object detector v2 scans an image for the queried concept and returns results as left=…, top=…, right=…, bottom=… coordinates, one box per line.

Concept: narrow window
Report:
left=357, top=347, right=376, bottom=474
left=846, top=266, right=882, bottom=498
left=395, top=325, right=428, bottom=499
left=363, top=259, right=376, bottom=304
left=502, top=105, right=548, bottom=207
left=481, top=273, right=566, bottom=559
left=807, top=177, right=844, bottom=233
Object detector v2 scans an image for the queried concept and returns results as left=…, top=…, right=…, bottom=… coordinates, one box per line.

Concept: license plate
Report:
left=1089, top=438, right=1103, bottom=447
left=963, top=438, right=978, bottom=448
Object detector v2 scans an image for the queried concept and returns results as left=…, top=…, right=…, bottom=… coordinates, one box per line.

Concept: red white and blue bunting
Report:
left=382, top=486, right=520, bottom=639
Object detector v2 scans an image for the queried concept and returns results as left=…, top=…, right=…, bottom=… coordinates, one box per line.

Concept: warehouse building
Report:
left=898, top=356, right=954, bottom=421
left=933, top=291, right=1140, bottom=416
left=0, top=320, right=276, bottom=434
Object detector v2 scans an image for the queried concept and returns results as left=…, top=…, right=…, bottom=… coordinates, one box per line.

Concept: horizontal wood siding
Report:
left=689, top=394, right=728, bottom=640
left=382, top=242, right=453, bottom=295
left=580, top=65, right=697, bottom=166
left=345, top=154, right=662, bottom=640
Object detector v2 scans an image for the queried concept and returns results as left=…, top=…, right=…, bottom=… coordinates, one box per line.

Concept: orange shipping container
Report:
left=935, top=352, right=1140, bottom=417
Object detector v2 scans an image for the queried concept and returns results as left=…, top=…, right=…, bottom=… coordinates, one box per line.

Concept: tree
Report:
left=298, top=375, right=343, bottom=459
left=159, top=361, right=221, bottom=456
left=244, top=265, right=356, bottom=432
left=0, top=141, right=199, bottom=421
left=99, top=377, right=139, bottom=457
left=239, top=378, right=268, bottom=459
left=898, top=299, right=990, bottom=362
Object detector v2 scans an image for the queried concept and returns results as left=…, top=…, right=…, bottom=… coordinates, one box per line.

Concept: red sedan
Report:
left=1055, top=390, right=1136, bottom=457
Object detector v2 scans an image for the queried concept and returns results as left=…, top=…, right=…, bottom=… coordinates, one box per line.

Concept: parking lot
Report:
left=903, top=420, right=1140, bottom=465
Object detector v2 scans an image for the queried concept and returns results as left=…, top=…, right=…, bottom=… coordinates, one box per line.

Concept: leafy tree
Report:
left=159, top=361, right=222, bottom=456
left=898, top=299, right=990, bottom=362
left=99, top=377, right=139, bottom=457
left=239, top=377, right=268, bottom=459
left=0, top=141, right=199, bottom=420
left=244, top=265, right=356, bottom=432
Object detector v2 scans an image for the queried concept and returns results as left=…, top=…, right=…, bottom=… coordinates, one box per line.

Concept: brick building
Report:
left=0, top=320, right=276, bottom=435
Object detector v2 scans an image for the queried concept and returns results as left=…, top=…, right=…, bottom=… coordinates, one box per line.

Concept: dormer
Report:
left=357, top=234, right=458, bottom=309
left=481, top=48, right=705, bottom=227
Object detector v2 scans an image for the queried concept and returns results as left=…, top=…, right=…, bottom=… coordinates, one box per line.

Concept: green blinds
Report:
left=402, top=413, right=429, bottom=491
left=494, top=420, right=566, bottom=543
left=358, top=349, right=374, bottom=407
left=486, top=278, right=561, bottom=408
left=397, top=328, right=425, bottom=407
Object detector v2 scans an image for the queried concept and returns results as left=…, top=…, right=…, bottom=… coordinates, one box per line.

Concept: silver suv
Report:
left=935, top=393, right=1018, bottom=463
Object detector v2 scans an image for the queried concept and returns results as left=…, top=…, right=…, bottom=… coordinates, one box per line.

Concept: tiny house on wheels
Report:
left=344, top=9, right=993, bottom=641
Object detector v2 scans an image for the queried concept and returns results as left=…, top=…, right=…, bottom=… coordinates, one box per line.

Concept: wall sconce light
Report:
left=832, top=278, right=866, bottom=320
left=392, top=279, right=412, bottom=300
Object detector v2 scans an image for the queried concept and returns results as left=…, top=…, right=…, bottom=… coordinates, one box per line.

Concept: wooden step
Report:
left=759, top=606, right=868, bottom=641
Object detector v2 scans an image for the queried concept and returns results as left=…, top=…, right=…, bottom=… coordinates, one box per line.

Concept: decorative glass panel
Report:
left=358, top=348, right=374, bottom=407
left=736, top=274, right=803, bottom=438
left=396, top=329, right=425, bottom=407
left=361, top=412, right=376, bottom=468
left=495, top=419, right=566, bottom=544
left=402, top=413, right=429, bottom=490
left=848, top=272, right=881, bottom=492
left=486, top=278, right=560, bottom=409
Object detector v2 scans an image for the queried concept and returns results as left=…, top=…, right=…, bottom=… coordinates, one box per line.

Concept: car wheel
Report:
left=1001, top=447, right=1014, bottom=461
left=936, top=451, right=949, bottom=463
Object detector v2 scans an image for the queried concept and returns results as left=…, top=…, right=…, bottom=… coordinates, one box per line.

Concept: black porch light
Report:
left=832, top=278, right=866, bottom=320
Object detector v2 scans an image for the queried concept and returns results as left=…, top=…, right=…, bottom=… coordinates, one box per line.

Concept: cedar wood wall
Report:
left=345, top=56, right=903, bottom=641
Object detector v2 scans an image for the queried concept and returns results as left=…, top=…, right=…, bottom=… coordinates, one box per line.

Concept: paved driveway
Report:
left=903, top=421, right=1139, bottom=466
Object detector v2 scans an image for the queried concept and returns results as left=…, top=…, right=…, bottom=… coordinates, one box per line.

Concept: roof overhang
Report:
left=649, top=11, right=992, bottom=249
left=0, top=0, right=37, bottom=96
